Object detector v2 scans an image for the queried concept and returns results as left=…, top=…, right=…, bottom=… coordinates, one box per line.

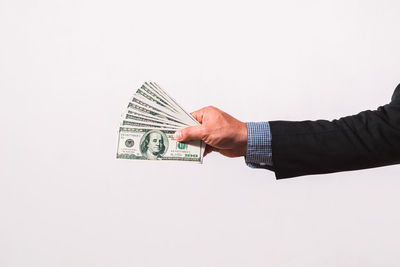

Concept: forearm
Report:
left=269, top=101, right=400, bottom=179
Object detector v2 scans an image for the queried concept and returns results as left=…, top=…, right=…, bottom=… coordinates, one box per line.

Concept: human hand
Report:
left=173, top=106, right=247, bottom=158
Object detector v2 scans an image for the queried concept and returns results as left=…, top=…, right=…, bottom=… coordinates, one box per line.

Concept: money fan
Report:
left=116, top=82, right=204, bottom=162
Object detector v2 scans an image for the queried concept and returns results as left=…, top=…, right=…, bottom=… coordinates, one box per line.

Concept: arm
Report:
left=174, top=84, right=400, bottom=179
left=268, top=91, right=400, bottom=178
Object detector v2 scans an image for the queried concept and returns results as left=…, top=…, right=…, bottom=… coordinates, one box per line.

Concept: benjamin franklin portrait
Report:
left=139, top=130, right=168, bottom=160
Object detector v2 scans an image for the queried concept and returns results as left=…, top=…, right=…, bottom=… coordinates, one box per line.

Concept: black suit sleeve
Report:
left=268, top=84, right=400, bottom=179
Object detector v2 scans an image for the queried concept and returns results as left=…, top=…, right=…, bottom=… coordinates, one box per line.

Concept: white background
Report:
left=1, top=0, right=400, bottom=266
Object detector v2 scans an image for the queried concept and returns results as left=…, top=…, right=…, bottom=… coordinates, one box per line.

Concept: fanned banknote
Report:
left=117, top=82, right=204, bottom=162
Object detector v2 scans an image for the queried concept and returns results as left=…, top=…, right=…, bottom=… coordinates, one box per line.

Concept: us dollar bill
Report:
left=132, top=94, right=194, bottom=125
left=121, top=120, right=181, bottom=130
left=127, top=102, right=188, bottom=126
left=125, top=110, right=187, bottom=128
left=148, top=82, right=204, bottom=155
left=148, top=82, right=200, bottom=125
left=142, top=82, right=181, bottom=113
left=117, top=127, right=202, bottom=162
left=136, top=86, right=179, bottom=114
left=124, top=113, right=183, bottom=129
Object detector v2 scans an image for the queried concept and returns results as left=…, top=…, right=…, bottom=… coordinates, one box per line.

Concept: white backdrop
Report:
left=1, top=0, right=400, bottom=266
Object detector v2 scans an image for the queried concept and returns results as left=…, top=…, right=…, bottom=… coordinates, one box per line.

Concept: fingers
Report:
left=190, top=108, right=206, bottom=123
left=203, top=145, right=239, bottom=158
left=203, top=144, right=218, bottom=157
left=203, top=145, right=212, bottom=157
left=174, top=125, right=204, bottom=142
left=190, top=105, right=217, bottom=123
left=190, top=105, right=220, bottom=124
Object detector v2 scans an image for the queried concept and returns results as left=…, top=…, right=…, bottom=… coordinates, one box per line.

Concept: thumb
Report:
left=174, top=125, right=204, bottom=142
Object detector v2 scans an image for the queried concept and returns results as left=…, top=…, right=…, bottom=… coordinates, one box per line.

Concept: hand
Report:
left=173, top=106, right=247, bottom=158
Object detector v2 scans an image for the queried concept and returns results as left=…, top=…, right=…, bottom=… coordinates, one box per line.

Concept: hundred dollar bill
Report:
left=148, top=82, right=205, bottom=155
left=117, top=127, right=202, bottom=162
left=148, top=82, right=200, bottom=125
left=124, top=113, right=183, bottom=129
left=151, top=82, right=206, bottom=156
left=141, top=83, right=182, bottom=114
left=136, top=86, right=179, bottom=114
left=125, top=110, right=187, bottom=128
left=127, top=102, right=188, bottom=126
left=121, top=120, right=181, bottom=130
left=132, top=94, right=194, bottom=125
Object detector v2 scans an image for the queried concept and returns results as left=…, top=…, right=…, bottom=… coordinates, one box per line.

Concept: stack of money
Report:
left=116, top=82, right=204, bottom=162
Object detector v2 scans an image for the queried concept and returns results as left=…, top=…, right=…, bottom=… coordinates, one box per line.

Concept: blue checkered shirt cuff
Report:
left=245, top=122, right=273, bottom=168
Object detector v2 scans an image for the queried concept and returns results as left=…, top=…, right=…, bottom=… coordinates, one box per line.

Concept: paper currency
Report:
left=117, top=82, right=204, bottom=162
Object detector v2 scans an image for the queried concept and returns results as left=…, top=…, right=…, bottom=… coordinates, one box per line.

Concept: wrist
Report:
left=238, top=121, right=248, bottom=156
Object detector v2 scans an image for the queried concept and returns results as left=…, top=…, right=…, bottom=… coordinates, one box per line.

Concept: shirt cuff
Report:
left=245, top=122, right=273, bottom=167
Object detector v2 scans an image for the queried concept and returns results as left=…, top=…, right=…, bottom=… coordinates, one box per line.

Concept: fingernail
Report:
left=174, top=130, right=182, bottom=140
